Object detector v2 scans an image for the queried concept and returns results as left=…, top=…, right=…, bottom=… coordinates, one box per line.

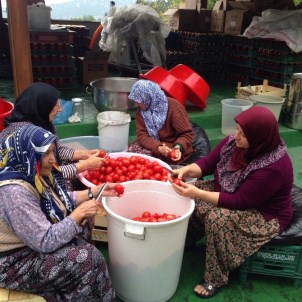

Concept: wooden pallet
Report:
left=0, top=288, right=45, bottom=302
left=236, top=80, right=287, bottom=99
left=92, top=207, right=108, bottom=242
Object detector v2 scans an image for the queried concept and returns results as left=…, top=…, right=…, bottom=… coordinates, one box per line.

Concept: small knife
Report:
left=162, top=166, right=179, bottom=178
left=95, top=182, right=108, bottom=202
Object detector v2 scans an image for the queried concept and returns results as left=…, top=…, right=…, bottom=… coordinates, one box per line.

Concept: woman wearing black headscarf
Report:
left=0, top=82, right=104, bottom=188
left=170, top=106, right=294, bottom=298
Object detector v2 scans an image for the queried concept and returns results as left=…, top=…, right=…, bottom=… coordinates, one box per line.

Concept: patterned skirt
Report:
left=188, top=180, right=280, bottom=288
left=0, top=237, right=115, bottom=302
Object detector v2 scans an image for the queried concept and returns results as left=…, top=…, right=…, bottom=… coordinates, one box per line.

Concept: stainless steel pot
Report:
left=282, top=73, right=302, bottom=130
left=86, top=77, right=138, bottom=112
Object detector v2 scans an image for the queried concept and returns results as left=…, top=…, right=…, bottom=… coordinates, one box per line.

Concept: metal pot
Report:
left=86, top=77, right=138, bottom=112
left=282, top=73, right=302, bottom=130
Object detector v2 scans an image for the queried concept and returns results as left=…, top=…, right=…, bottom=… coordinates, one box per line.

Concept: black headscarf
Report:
left=4, top=82, right=60, bottom=134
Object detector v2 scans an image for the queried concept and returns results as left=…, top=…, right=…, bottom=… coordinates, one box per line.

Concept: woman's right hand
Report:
left=70, top=199, right=100, bottom=225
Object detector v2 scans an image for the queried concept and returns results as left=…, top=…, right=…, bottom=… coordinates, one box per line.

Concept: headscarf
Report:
left=128, top=80, right=168, bottom=140
left=0, top=125, right=75, bottom=223
left=217, top=106, right=286, bottom=193
left=4, top=82, right=60, bottom=134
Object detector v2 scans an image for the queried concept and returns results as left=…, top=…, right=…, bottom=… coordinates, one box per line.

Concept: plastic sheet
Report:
left=182, top=122, right=211, bottom=164
left=99, top=4, right=170, bottom=67
left=53, top=99, right=73, bottom=125
left=271, top=184, right=302, bottom=245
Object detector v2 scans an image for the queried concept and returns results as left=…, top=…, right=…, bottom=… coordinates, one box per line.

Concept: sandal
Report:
left=194, top=281, right=221, bottom=298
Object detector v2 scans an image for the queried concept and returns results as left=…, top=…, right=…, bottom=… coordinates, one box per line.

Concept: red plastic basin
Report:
left=140, top=66, right=188, bottom=107
left=169, top=64, right=210, bottom=109
left=0, top=98, right=14, bottom=131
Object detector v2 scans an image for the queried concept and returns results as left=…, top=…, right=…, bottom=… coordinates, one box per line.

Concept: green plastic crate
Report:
left=239, top=244, right=302, bottom=288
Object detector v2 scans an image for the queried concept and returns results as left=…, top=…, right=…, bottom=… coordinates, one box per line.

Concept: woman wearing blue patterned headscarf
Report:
left=128, top=79, right=194, bottom=164
left=0, top=125, right=116, bottom=301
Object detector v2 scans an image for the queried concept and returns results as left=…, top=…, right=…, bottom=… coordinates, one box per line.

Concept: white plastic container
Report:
left=103, top=180, right=195, bottom=302
left=27, top=5, right=51, bottom=31
left=97, top=111, right=131, bottom=152
left=60, top=136, right=100, bottom=150
left=221, top=98, right=253, bottom=135
left=248, top=95, right=285, bottom=121
left=78, top=152, right=172, bottom=187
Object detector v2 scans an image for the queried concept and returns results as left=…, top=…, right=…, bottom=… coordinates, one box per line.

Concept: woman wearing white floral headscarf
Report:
left=128, top=80, right=194, bottom=164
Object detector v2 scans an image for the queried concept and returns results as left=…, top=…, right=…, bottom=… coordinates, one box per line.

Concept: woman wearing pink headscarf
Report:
left=171, top=106, right=294, bottom=298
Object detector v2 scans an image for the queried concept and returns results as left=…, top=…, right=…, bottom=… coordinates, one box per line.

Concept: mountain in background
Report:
left=49, top=0, right=136, bottom=21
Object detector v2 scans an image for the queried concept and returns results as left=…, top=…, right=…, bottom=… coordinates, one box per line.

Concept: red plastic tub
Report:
left=169, top=64, right=210, bottom=109
left=140, top=66, right=188, bottom=107
left=0, top=98, right=14, bottom=131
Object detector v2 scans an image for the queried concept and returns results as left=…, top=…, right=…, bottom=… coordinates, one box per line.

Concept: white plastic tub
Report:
left=221, top=98, right=253, bottom=135
left=78, top=152, right=172, bottom=187
left=103, top=180, right=195, bottom=302
left=27, top=5, right=51, bottom=31
left=248, top=95, right=285, bottom=121
left=97, top=111, right=131, bottom=152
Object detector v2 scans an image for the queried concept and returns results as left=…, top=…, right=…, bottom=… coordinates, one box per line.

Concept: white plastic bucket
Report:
left=248, top=95, right=285, bottom=121
left=221, top=98, right=253, bottom=135
left=27, top=5, right=51, bottom=31
left=103, top=180, right=195, bottom=302
left=97, top=111, right=131, bottom=152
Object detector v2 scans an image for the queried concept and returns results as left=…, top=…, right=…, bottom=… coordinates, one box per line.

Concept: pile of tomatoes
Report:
left=131, top=211, right=179, bottom=222
left=84, top=155, right=169, bottom=185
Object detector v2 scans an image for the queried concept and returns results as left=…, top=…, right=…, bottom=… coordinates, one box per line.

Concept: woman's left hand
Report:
left=93, top=183, right=120, bottom=200
left=87, top=149, right=101, bottom=157
left=171, top=181, right=199, bottom=199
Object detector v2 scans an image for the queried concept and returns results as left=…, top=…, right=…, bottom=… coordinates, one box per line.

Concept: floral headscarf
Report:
left=128, top=80, right=168, bottom=140
left=217, top=106, right=286, bottom=193
left=0, top=125, right=75, bottom=223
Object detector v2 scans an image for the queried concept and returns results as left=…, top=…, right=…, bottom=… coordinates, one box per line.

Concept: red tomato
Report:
left=118, top=175, right=126, bottom=182
left=138, top=157, right=146, bottom=165
left=169, top=149, right=177, bottom=159
left=153, top=165, right=163, bottom=174
left=122, top=158, right=130, bottom=167
left=114, top=184, right=125, bottom=195
left=173, top=178, right=181, bottom=186
left=132, top=216, right=141, bottom=221
left=129, top=156, right=138, bottom=164
left=99, top=150, right=106, bottom=158
left=112, top=173, right=120, bottom=182
left=166, top=214, right=177, bottom=220
left=105, top=166, right=113, bottom=175
left=142, top=211, right=151, bottom=218
left=157, top=217, right=168, bottom=222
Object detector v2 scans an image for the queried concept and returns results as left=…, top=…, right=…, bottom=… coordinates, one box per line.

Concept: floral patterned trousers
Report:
left=188, top=180, right=280, bottom=288
left=0, top=237, right=115, bottom=302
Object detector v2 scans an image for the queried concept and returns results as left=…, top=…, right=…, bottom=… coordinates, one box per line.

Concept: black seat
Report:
left=270, top=184, right=302, bottom=245
left=182, top=121, right=211, bottom=165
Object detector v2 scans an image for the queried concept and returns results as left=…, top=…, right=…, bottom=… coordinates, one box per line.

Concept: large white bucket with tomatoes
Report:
left=103, top=180, right=195, bottom=302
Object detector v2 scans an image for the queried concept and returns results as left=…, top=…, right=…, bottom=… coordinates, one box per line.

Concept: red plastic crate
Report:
left=29, top=30, right=75, bottom=44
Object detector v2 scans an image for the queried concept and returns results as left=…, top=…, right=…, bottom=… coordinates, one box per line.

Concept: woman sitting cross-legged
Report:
left=0, top=125, right=118, bottom=302
left=170, top=106, right=294, bottom=298
left=127, top=79, right=195, bottom=165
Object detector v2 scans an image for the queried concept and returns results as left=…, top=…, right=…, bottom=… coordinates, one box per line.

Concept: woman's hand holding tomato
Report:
left=172, top=181, right=198, bottom=199
left=158, top=143, right=171, bottom=158
left=169, top=148, right=182, bottom=161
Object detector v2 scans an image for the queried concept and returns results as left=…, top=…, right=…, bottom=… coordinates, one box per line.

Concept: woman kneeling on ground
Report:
left=170, top=106, right=294, bottom=298
left=0, top=125, right=118, bottom=301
